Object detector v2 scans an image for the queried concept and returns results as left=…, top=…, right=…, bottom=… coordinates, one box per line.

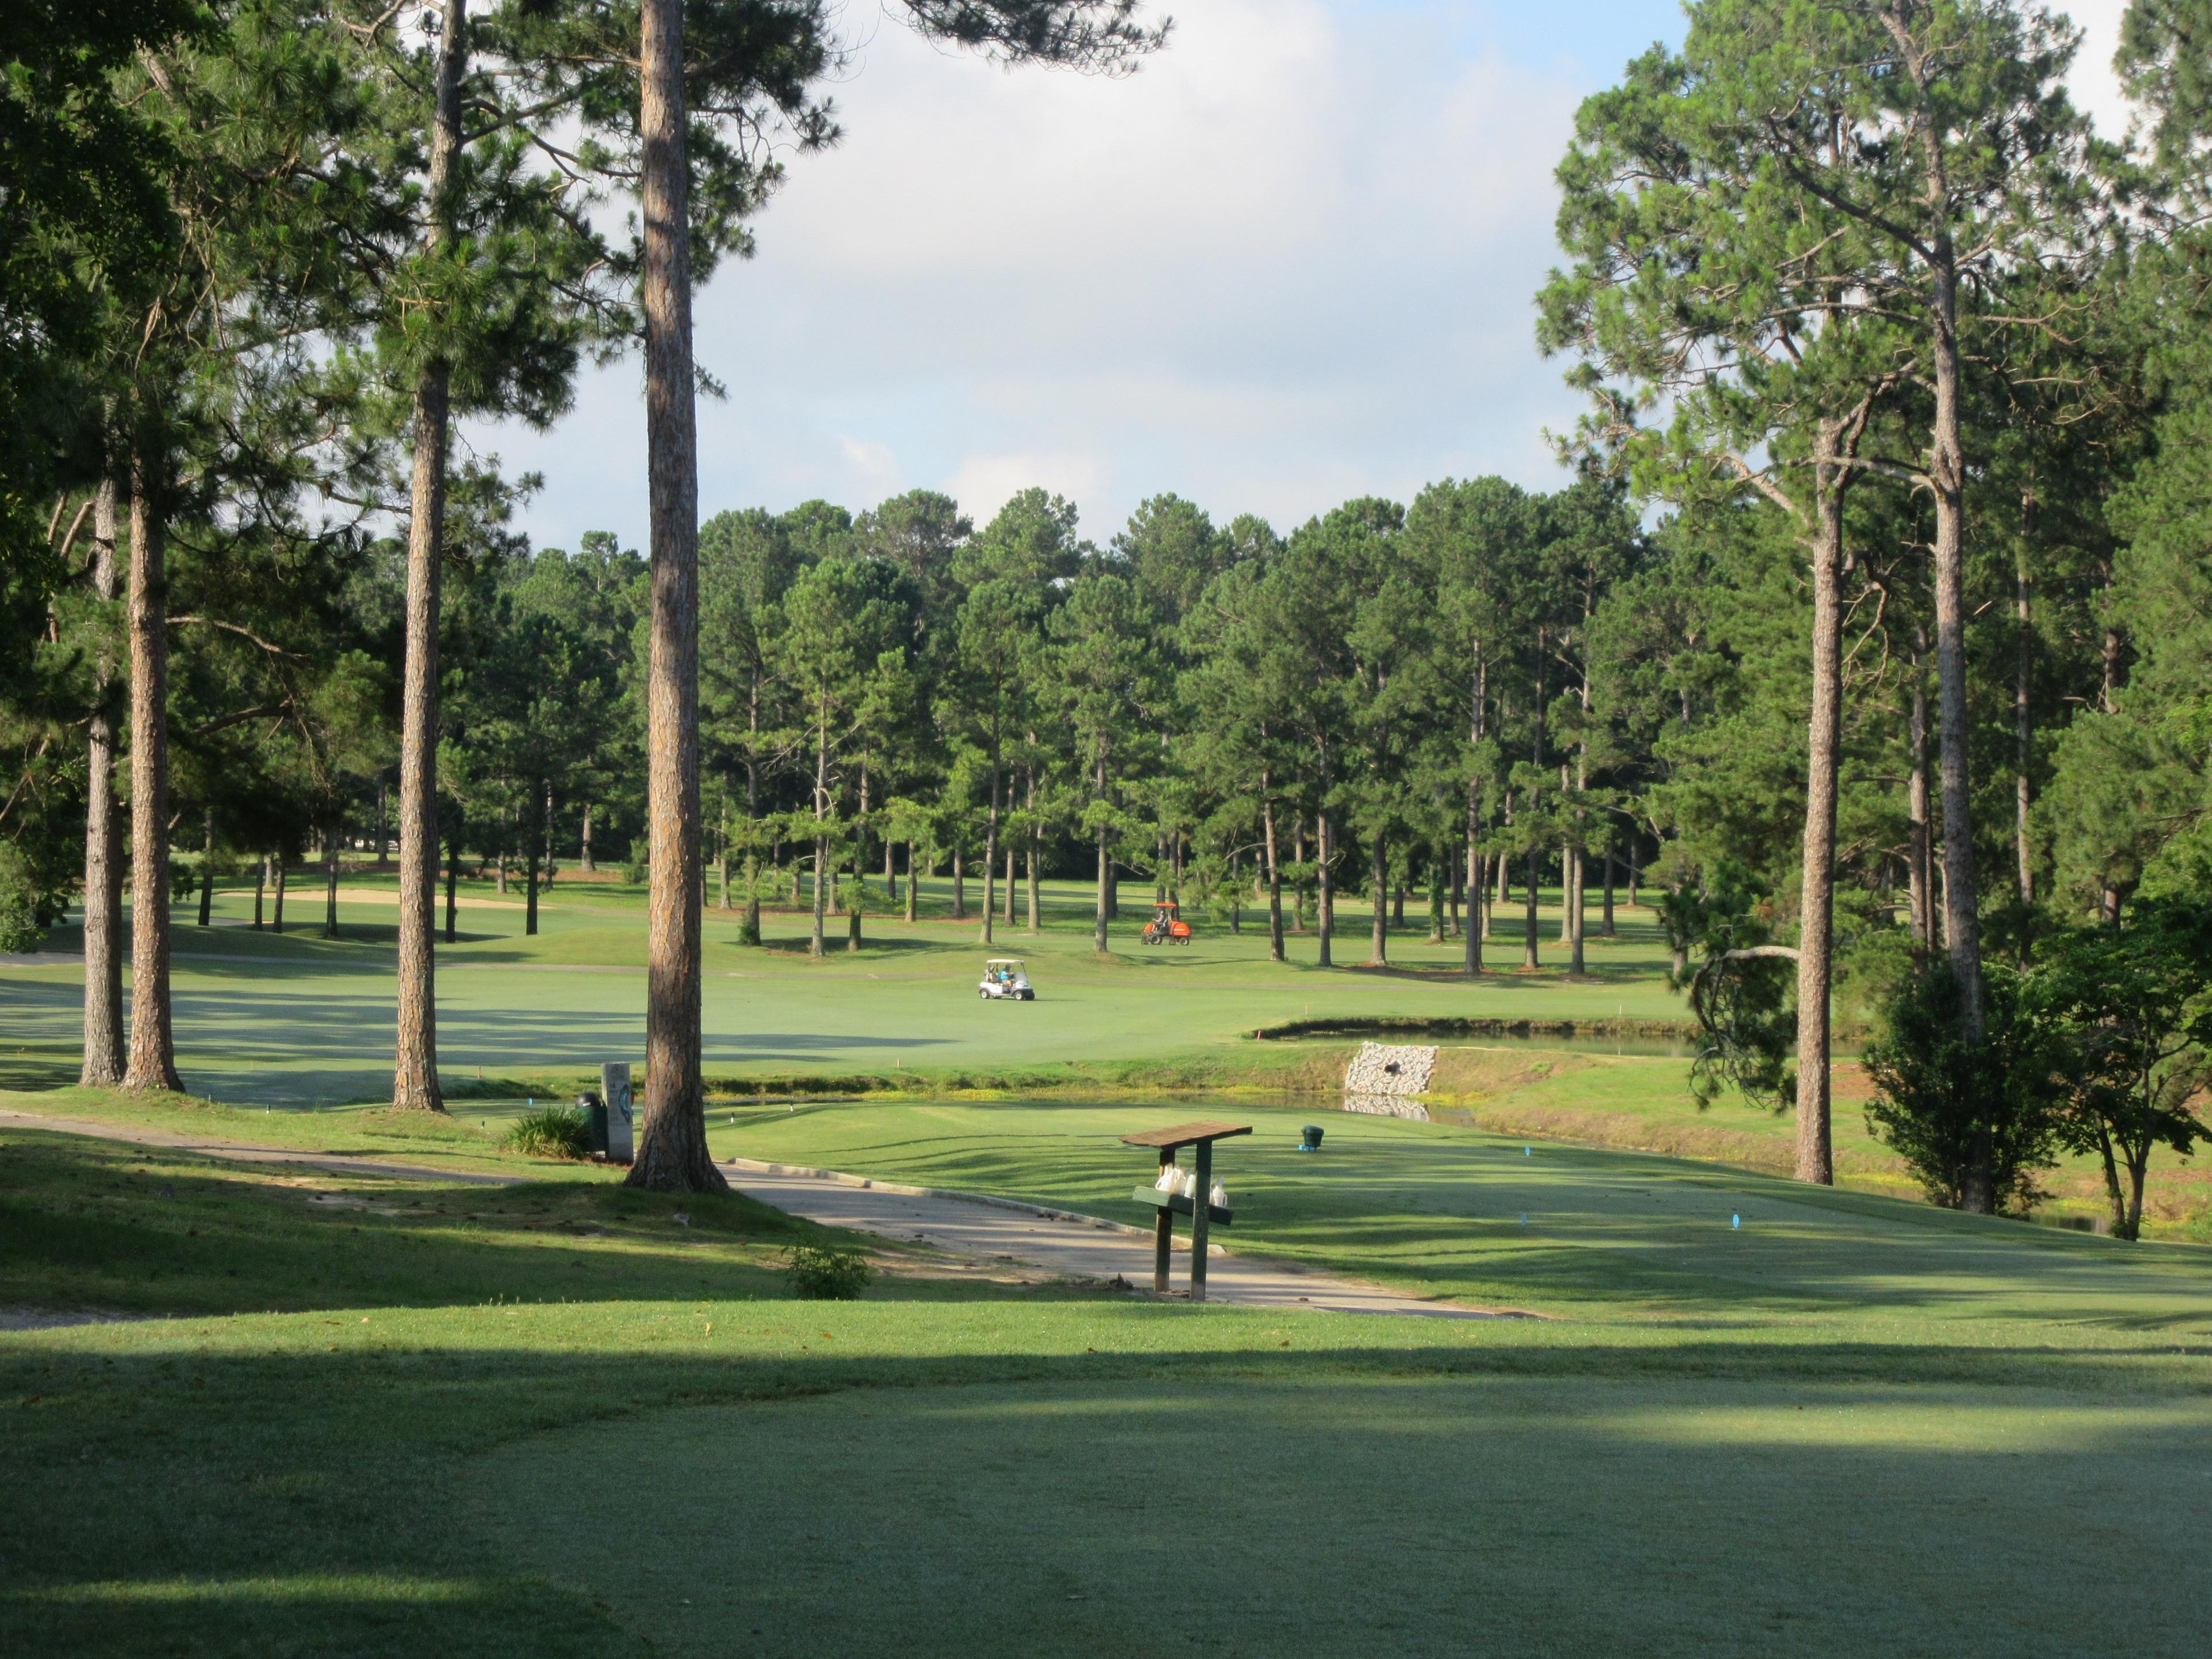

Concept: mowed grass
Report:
left=5, top=1110, right=2212, bottom=1656
left=709, top=1096, right=2212, bottom=1324
left=0, top=870, right=1685, bottom=1107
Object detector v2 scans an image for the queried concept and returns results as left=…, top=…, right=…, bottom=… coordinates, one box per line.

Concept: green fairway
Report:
left=5, top=1120, right=2210, bottom=1658
left=1, top=872, right=1684, bottom=1106
left=706, top=1096, right=2212, bottom=1323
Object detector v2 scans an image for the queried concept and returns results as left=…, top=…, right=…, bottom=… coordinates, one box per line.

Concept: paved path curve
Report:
left=0, top=1109, right=1509, bottom=1320
left=721, top=1158, right=1511, bottom=1320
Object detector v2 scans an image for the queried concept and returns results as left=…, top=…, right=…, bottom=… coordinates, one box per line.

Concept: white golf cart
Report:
left=978, top=958, right=1035, bottom=1001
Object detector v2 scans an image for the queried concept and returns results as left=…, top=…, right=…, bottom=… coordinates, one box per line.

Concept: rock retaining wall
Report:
left=1342, top=1041, right=1438, bottom=1096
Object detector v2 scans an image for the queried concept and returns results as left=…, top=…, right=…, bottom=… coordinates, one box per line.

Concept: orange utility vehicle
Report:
left=1141, top=901, right=1192, bottom=945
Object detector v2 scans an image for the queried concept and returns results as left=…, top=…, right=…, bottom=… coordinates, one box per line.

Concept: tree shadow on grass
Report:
left=4, top=1323, right=2209, bottom=1659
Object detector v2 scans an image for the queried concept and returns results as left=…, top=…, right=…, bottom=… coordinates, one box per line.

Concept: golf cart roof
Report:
left=984, top=957, right=1026, bottom=967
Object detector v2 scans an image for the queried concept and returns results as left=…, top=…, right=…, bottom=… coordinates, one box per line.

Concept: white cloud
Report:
left=949, top=449, right=1111, bottom=525
left=474, top=1, right=2148, bottom=556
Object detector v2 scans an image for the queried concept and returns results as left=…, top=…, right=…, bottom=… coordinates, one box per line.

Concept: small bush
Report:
left=1863, top=964, right=2059, bottom=1214
left=785, top=1244, right=872, bottom=1300
left=504, top=1103, right=592, bottom=1161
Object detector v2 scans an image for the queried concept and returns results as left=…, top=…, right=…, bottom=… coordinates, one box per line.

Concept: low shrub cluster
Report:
left=504, top=1103, right=592, bottom=1161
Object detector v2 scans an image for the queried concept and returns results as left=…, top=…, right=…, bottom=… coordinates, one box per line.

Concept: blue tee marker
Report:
left=1732, top=1213, right=1741, bottom=1229
left=1524, top=1145, right=1531, bottom=1157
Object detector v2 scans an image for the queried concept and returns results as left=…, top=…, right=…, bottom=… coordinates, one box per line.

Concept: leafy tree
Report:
left=2032, top=899, right=2212, bottom=1238
left=1863, top=963, right=2061, bottom=1213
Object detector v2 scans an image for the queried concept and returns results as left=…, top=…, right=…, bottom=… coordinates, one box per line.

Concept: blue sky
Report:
left=466, top=0, right=2131, bottom=554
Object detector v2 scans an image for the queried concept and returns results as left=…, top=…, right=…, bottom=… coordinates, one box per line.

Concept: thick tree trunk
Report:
left=1261, top=781, right=1285, bottom=963
left=626, top=0, right=722, bottom=1193
left=80, top=475, right=124, bottom=1088
left=1927, top=252, right=1990, bottom=1210
left=253, top=856, right=266, bottom=930
left=123, top=456, right=181, bottom=1093
left=952, top=838, right=966, bottom=921
left=1908, top=631, right=1933, bottom=950
left=1793, top=425, right=1847, bottom=1188
left=391, top=0, right=461, bottom=1109
left=581, top=802, right=595, bottom=872
left=272, top=855, right=286, bottom=934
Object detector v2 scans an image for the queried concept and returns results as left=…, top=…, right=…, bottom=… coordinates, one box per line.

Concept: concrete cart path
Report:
left=0, top=1108, right=521, bottom=1187
left=722, top=1158, right=1514, bottom=1320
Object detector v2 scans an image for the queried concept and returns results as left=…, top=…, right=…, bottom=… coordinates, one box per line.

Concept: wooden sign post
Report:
left=1122, top=1120, right=1250, bottom=1303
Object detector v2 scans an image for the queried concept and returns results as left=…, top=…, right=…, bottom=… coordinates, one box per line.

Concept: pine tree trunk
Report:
left=196, top=810, right=213, bottom=926
left=1522, top=845, right=1540, bottom=971
left=253, top=855, right=266, bottom=930
left=80, top=475, right=125, bottom=1088
left=391, top=0, right=461, bottom=1112
left=626, top=0, right=722, bottom=1193
left=1369, top=831, right=1388, bottom=964
left=272, top=855, right=286, bottom=934
left=1792, top=421, right=1848, bottom=1188
left=444, top=843, right=458, bottom=943
left=1261, top=779, right=1285, bottom=963
left=906, top=844, right=918, bottom=924
left=1601, top=836, right=1616, bottom=938
left=980, top=753, right=999, bottom=946
left=525, top=830, right=540, bottom=937
left=1908, top=628, right=1933, bottom=951
left=2014, top=528, right=2034, bottom=907
left=581, top=802, right=595, bottom=872
left=1025, top=820, right=1040, bottom=934
left=1316, top=806, right=1335, bottom=968
left=123, top=453, right=181, bottom=1093
left=847, top=853, right=862, bottom=952
left=1920, top=232, right=1990, bottom=1209
left=1094, top=767, right=1111, bottom=955
left=952, top=837, right=966, bottom=922
left=324, top=826, right=340, bottom=938
left=1004, top=846, right=1016, bottom=925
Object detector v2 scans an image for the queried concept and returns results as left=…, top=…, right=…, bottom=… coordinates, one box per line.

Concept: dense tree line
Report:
left=9, top=0, right=2212, bottom=1211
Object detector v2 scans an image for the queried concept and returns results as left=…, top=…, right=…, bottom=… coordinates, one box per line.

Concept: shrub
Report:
left=784, top=1243, right=872, bottom=1300
left=0, top=844, right=58, bottom=953
left=1863, top=964, right=2059, bottom=1214
left=504, top=1103, right=592, bottom=1161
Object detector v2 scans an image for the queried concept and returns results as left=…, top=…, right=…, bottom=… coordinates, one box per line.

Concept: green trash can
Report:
left=577, top=1093, right=608, bottom=1156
